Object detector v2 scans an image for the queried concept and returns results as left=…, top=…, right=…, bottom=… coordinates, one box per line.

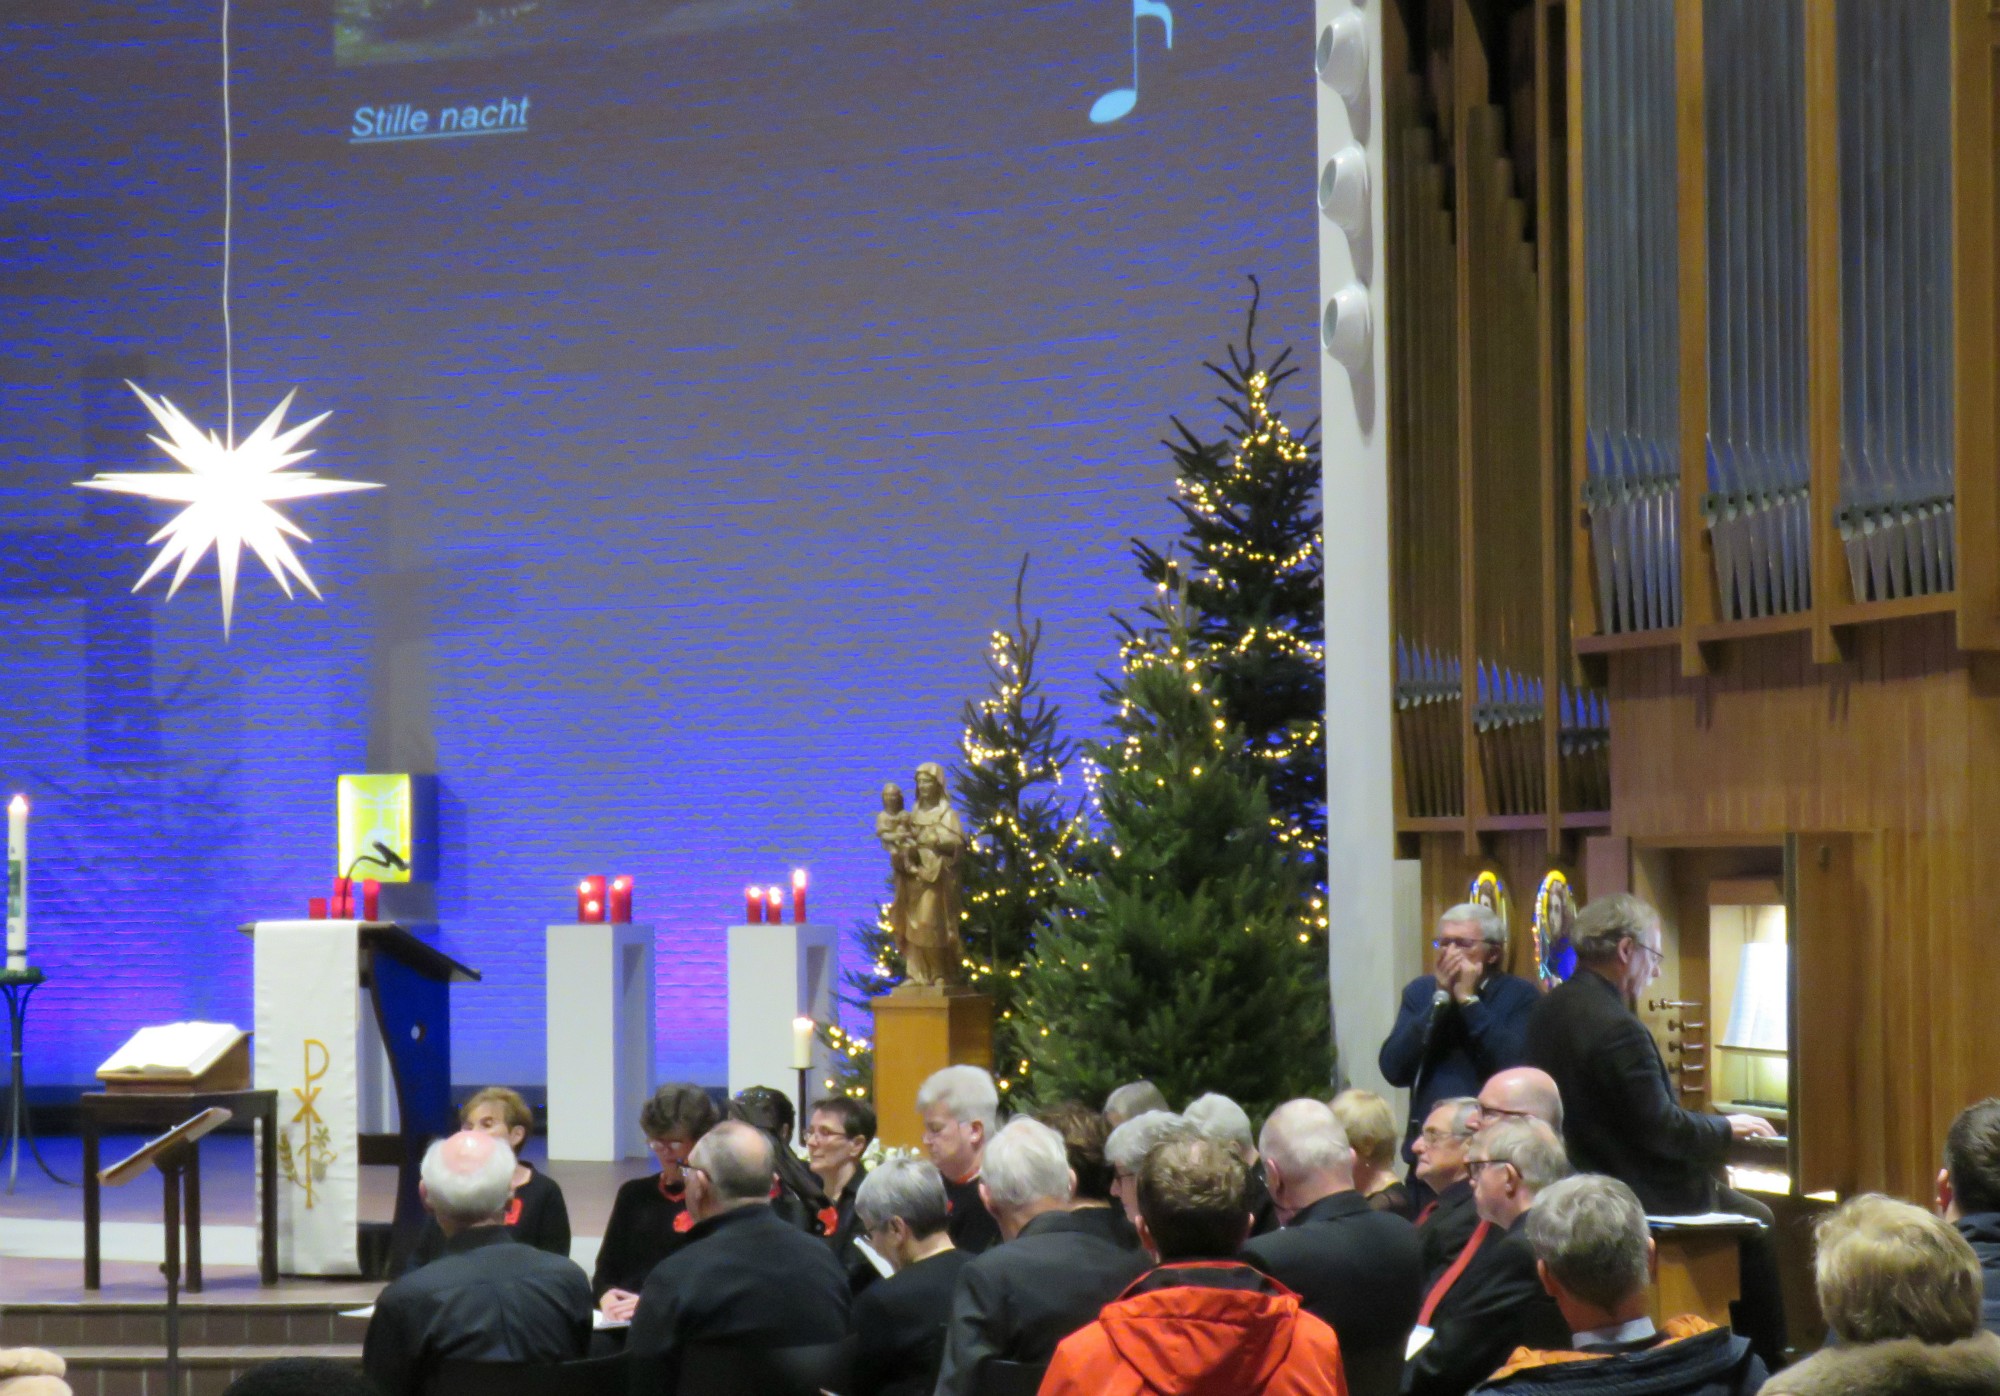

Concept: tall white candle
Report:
left=792, top=1015, right=815, bottom=1071
left=6, top=795, right=26, bottom=972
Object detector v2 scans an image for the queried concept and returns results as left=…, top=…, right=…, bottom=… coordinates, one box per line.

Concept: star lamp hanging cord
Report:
left=72, top=0, right=380, bottom=638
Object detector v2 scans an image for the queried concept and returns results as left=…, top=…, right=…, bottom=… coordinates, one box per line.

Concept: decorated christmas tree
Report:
left=822, top=559, right=1086, bottom=1099
left=1131, top=277, right=1328, bottom=910
left=1017, top=589, right=1332, bottom=1115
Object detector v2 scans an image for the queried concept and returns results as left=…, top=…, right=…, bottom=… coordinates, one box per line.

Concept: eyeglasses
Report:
left=1466, top=1158, right=1514, bottom=1180
left=805, top=1127, right=856, bottom=1142
left=1431, top=937, right=1487, bottom=952
left=1476, top=1104, right=1534, bottom=1124
left=1419, top=1127, right=1470, bottom=1146
left=1628, top=939, right=1664, bottom=967
left=682, top=1164, right=711, bottom=1184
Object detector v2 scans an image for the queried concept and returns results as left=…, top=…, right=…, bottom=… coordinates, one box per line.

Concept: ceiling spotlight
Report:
left=1316, top=11, right=1369, bottom=102
left=1321, top=284, right=1372, bottom=374
left=1318, top=145, right=1370, bottom=239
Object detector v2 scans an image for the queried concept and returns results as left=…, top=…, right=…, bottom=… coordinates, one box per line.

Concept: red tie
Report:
left=1418, top=1219, right=1492, bottom=1325
left=1415, top=1200, right=1438, bottom=1226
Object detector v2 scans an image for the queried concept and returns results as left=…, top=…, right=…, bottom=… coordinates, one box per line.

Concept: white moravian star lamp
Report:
left=73, top=0, right=378, bottom=638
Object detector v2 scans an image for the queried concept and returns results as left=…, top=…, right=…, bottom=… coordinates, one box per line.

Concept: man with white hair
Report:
left=1105, top=1110, right=1201, bottom=1224
left=1381, top=902, right=1538, bottom=1172
left=1104, top=1079, right=1170, bottom=1129
left=847, top=1157, right=970, bottom=1396
left=1186, top=1091, right=1279, bottom=1235
left=918, top=1064, right=1004, bottom=1254
left=1404, top=1118, right=1571, bottom=1396
left=362, top=1132, right=592, bottom=1396
left=1471, top=1175, right=1765, bottom=1395
left=1244, top=1099, right=1424, bottom=1396
left=627, top=1120, right=850, bottom=1364
left=934, top=1118, right=1149, bottom=1395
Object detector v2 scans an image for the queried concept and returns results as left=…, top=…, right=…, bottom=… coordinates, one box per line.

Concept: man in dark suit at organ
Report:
left=362, top=1132, right=592, bottom=1396
left=1380, top=903, right=1538, bottom=1178
left=1523, top=893, right=1784, bottom=1367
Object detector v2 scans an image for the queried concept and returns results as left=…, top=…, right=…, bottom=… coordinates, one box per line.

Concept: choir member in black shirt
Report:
left=402, top=1087, right=570, bottom=1274
left=807, top=1095, right=879, bottom=1286
left=918, top=1065, right=1003, bottom=1254
left=848, top=1157, right=970, bottom=1396
left=592, top=1083, right=719, bottom=1322
left=1334, top=1087, right=1417, bottom=1219
left=363, top=1132, right=592, bottom=1396
left=730, top=1085, right=832, bottom=1233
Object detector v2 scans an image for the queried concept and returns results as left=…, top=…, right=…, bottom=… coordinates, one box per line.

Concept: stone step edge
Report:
left=57, top=1345, right=363, bottom=1366
left=0, top=1301, right=373, bottom=1314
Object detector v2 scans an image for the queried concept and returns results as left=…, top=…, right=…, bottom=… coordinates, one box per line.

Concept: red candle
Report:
left=792, top=869, right=808, bottom=924
left=585, top=898, right=602, bottom=921
left=332, top=877, right=352, bottom=919
left=747, top=886, right=764, bottom=924
left=362, top=880, right=381, bottom=922
left=309, top=896, right=327, bottom=920
left=578, top=875, right=607, bottom=923
left=608, top=876, right=633, bottom=923
left=766, top=886, right=785, bottom=924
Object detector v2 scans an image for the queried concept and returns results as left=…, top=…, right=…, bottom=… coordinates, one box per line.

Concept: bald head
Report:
left=1478, top=1067, right=1564, bottom=1132
left=420, top=1129, right=514, bottom=1227
left=690, top=1119, right=778, bottom=1208
left=1257, top=1099, right=1355, bottom=1215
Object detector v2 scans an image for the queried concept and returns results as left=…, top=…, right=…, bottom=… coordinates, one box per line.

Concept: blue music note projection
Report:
left=1089, top=0, right=1174, bottom=124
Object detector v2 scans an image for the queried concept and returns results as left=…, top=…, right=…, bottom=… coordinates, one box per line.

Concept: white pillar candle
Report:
left=6, top=795, right=26, bottom=971
left=792, top=1015, right=815, bottom=1070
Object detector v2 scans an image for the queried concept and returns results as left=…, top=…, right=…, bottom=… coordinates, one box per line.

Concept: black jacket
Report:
left=944, top=1171, right=1004, bottom=1255
left=362, top=1226, right=592, bottom=1396
left=1470, top=1322, right=1766, bottom=1396
left=626, top=1202, right=850, bottom=1360
left=591, top=1172, right=695, bottom=1298
left=1957, top=1213, right=2000, bottom=1335
left=934, top=1208, right=1151, bottom=1396
left=1403, top=1213, right=1570, bottom=1396
left=1064, top=1202, right=1144, bottom=1251
left=1380, top=972, right=1538, bottom=1162
left=1525, top=970, right=1730, bottom=1214
left=403, top=1163, right=572, bottom=1275
left=1242, top=1190, right=1424, bottom=1396
left=1417, top=1181, right=1483, bottom=1283
left=849, top=1246, right=974, bottom=1396
left=825, top=1166, right=881, bottom=1294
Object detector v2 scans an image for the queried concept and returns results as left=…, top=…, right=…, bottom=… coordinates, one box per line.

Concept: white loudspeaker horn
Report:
left=1315, top=11, right=1368, bottom=101
left=1321, top=284, right=1372, bottom=374
left=1318, top=145, right=1370, bottom=239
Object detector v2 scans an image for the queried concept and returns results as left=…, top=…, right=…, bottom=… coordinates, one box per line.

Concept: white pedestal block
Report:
left=727, top=921, right=837, bottom=1102
left=546, top=922, right=656, bottom=1162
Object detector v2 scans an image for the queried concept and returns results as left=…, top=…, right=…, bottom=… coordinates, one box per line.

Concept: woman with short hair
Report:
left=592, top=1082, right=720, bottom=1322
left=401, top=1086, right=570, bottom=1272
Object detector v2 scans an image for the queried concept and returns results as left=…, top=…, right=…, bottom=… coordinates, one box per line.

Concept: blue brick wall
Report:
left=0, top=0, right=1319, bottom=1088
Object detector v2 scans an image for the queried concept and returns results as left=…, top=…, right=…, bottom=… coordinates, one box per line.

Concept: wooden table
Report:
left=80, top=1089, right=279, bottom=1289
left=1649, top=1219, right=1762, bottom=1328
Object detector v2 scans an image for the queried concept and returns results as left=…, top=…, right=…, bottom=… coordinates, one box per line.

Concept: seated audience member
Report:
left=918, top=1064, right=1004, bottom=1254
left=1104, top=1079, right=1171, bottom=1129
left=1413, top=1098, right=1484, bottom=1278
left=1474, top=1069, right=1563, bottom=1133
left=1471, top=1175, right=1765, bottom=1396
left=1403, top=1118, right=1570, bottom=1396
left=1043, top=1134, right=1347, bottom=1396
left=1245, top=1098, right=1423, bottom=1396
left=220, top=1358, right=380, bottom=1396
left=807, top=1095, right=878, bottom=1286
left=626, top=1120, right=850, bottom=1364
left=847, top=1157, right=972, bottom=1396
left=403, top=1086, right=571, bottom=1272
left=1106, top=1110, right=1202, bottom=1225
left=0, top=1347, right=70, bottom=1396
left=1761, top=1194, right=2000, bottom=1396
left=363, top=1132, right=592, bottom=1396
left=1038, top=1100, right=1141, bottom=1249
left=1938, top=1096, right=2000, bottom=1333
left=1188, top=1091, right=1279, bottom=1236
left=1335, top=1088, right=1413, bottom=1217
left=730, top=1084, right=832, bottom=1231
left=592, top=1083, right=720, bottom=1321
left=934, top=1118, right=1150, bottom=1395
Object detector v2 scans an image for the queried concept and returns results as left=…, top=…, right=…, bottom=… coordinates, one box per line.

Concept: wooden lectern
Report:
left=240, top=920, right=478, bottom=1276
left=871, top=988, right=993, bottom=1148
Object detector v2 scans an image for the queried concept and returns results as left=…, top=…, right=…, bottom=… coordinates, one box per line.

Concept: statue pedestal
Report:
left=871, top=988, right=994, bottom=1149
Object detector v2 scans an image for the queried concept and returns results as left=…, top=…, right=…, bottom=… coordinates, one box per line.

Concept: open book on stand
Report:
left=96, top=1021, right=251, bottom=1093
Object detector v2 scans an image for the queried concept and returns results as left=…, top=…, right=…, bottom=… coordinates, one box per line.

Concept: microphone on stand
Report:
left=1418, top=987, right=1453, bottom=1054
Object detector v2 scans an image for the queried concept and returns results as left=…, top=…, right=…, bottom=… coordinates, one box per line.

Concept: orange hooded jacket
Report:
left=1039, top=1261, right=1350, bottom=1396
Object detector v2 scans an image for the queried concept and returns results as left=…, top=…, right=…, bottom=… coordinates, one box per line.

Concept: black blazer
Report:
left=944, top=1172, right=1004, bottom=1255
left=1525, top=968, right=1731, bottom=1214
left=1241, top=1190, right=1423, bottom=1396
left=849, top=1246, right=974, bottom=1396
left=626, top=1203, right=851, bottom=1361
left=403, top=1163, right=572, bottom=1275
left=1403, top=1214, right=1570, bottom=1396
left=933, top=1209, right=1150, bottom=1396
left=591, top=1173, right=695, bottom=1298
left=362, top=1227, right=593, bottom=1396
left=1417, top=1181, right=1482, bottom=1283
